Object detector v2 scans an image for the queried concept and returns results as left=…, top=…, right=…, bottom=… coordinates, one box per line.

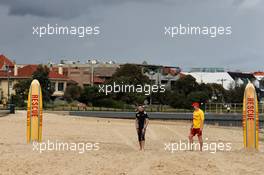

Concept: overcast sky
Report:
left=0, top=0, right=263, bottom=71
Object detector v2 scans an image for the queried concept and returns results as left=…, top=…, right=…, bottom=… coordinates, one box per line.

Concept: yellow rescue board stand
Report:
left=27, top=79, right=43, bottom=143
left=243, top=82, right=259, bottom=150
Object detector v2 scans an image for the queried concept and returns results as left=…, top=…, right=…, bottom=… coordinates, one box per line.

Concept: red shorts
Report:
left=191, top=128, right=202, bottom=137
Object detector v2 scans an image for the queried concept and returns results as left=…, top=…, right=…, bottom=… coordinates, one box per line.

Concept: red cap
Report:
left=192, top=102, right=200, bottom=107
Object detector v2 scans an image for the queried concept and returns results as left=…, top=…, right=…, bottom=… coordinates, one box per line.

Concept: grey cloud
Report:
left=232, top=0, right=263, bottom=7
left=0, top=0, right=222, bottom=19
left=232, top=0, right=245, bottom=6
left=0, top=0, right=165, bottom=19
left=0, top=0, right=263, bottom=71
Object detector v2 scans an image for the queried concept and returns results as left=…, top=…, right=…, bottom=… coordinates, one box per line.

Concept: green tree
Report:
left=32, top=65, right=54, bottom=104
left=79, top=86, right=105, bottom=105
left=168, top=75, right=218, bottom=109
left=187, top=91, right=210, bottom=108
left=171, top=75, right=199, bottom=96
left=207, top=83, right=227, bottom=103
left=152, top=88, right=171, bottom=105
left=64, top=84, right=82, bottom=102
left=169, top=75, right=199, bottom=109
left=78, top=86, right=127, bottom=108
left=110, top=64, right=150, bottom=85
left=225, top=84, right=246, bottom=103
left=168, top=91, right=187, bottom=109
left=108, top=64, right=150, bottom=104
left=12, top=79, right=31, bottom=107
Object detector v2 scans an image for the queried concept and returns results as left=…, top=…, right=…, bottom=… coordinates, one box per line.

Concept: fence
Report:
left=205, top=103, right=264, bottom=114
left=2, top=103, right=264, bottom=114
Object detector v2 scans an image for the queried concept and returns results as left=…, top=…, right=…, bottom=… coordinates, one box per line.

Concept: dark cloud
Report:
left=0, top=0, right=164, bottom=19
left=1, top=0, right=262, bottom=19
left=232, top=0, right=263, bottom=8
left=0, top=0, right=263, bottom=71
left=232, top=0, right=245, bottom=6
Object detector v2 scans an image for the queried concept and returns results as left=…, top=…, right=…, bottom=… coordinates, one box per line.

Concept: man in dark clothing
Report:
left=135, top=105, right=149, bottom=151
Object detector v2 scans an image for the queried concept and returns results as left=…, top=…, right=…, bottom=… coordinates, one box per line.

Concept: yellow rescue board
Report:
left=242, top=82, right=259, bottom=150
left=27, top=79, right=43, bottom=143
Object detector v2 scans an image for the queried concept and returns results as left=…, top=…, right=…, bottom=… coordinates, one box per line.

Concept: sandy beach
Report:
left=0, top=111, right=263, bottom=175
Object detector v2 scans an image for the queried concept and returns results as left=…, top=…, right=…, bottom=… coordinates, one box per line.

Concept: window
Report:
left=83, top=84, right=91, bottom=88
left=58, top=82, right=64, bottom=91
left=9, top=81, right=13, bottom=91
left=161, top=80, right=168, bottom=84
left=70, top=72, right=80, bottom=75
left=51, top=82, right=56, bottom=91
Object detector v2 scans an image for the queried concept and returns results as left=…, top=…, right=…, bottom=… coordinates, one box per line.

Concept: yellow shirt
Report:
left=193, top=109, right=204, bottom=129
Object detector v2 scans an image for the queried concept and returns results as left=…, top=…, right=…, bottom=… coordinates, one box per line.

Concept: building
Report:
left=253, top=72, right=264, bottom=82
left=0, top=55, right=70, bottom=103
left=51, top=60, right=183, bottom=89
left=184, top=72, right=234, bottom=89
left=134, top=64, right=182, bottom=89
left=49, top=60, right=119, bottom=87
left=253, top=72, right=264, bottom=91
left=0, top=54, right=15, bottom=102
left=190, top=67, right=225, bottom=73
left=183, top=67, right=262, bottom=90
left=228, top=72, right=256, bottom=85
left=253, top=72, right=264, bottom=102
left=50, top=60, right=119, bottom=87
left=183, top=67, right=233, bottom=89
left=17, top=64, right=70, bottom=97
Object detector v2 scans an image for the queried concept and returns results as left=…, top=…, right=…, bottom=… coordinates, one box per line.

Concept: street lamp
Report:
left=217, top=78, right=227, bottom=88
left=90, top=60, right=97, bottom=86
left=148, top=70, right=155, bottom=105
left=4, top=64, right=11, bottom=105
left=166, top=74, right=174, bottom=90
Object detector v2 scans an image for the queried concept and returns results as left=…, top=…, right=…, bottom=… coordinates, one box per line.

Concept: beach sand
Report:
left=0, top=111, right=263, bottom=175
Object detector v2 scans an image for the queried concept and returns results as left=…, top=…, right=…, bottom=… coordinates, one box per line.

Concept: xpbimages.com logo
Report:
left=164, top=138, right=232, bottom=154
left=32, top=140, right=100, bottom=154
left=164, top=24, right=232, bottom=38
left=32, top=24, right=100, bottom=38
left=98, top=82, right=166, bottom=95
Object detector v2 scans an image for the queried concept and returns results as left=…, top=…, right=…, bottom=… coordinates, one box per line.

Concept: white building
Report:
left=183, top=72, right=234, bottom=89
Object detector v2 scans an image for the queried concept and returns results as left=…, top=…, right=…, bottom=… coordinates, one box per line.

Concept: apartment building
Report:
left=50, top=60, right=120, bottom=87
left=0, top=55, right=70, bottom=103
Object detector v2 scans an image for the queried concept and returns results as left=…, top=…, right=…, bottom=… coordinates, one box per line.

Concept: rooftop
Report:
left=0, top=55, right=68, bottom=80
left=17, top=65, right=68, bottom=80
left=0, top=54, right=14, bottom=70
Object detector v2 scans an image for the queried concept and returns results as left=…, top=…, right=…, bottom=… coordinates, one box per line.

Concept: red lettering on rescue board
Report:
left=31, top=95, right=39, bottom=117
left=247, top=98, right=255, bottom=120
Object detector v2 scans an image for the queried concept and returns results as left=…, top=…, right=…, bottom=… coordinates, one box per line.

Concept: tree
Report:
left=187, top=91, right=210, bottom=108
left=152, top=88, right=172, bottom=105
left=168, top=75, right=216, bottom=109
left=12, top=79, right=31, bottom=107
left=64, top=84, right=82, bottom=102
left=32, top=65, right=54, bottom=104
left=168, top=75, right=199, bottom=109
left=79, top=86, right=105, bottom=105
left=168, top=91, right=187, bottom=109
left=225, top=84, right=246, bottom=103
left=207, top=83, right=227, bottom=103
left=109, top=64, right=150, bottom=85
left=78, top=86, right=129, bottom=108
left=108, top=64, right=150, bottom=104
left=171, top=75, right=199, bottom=96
